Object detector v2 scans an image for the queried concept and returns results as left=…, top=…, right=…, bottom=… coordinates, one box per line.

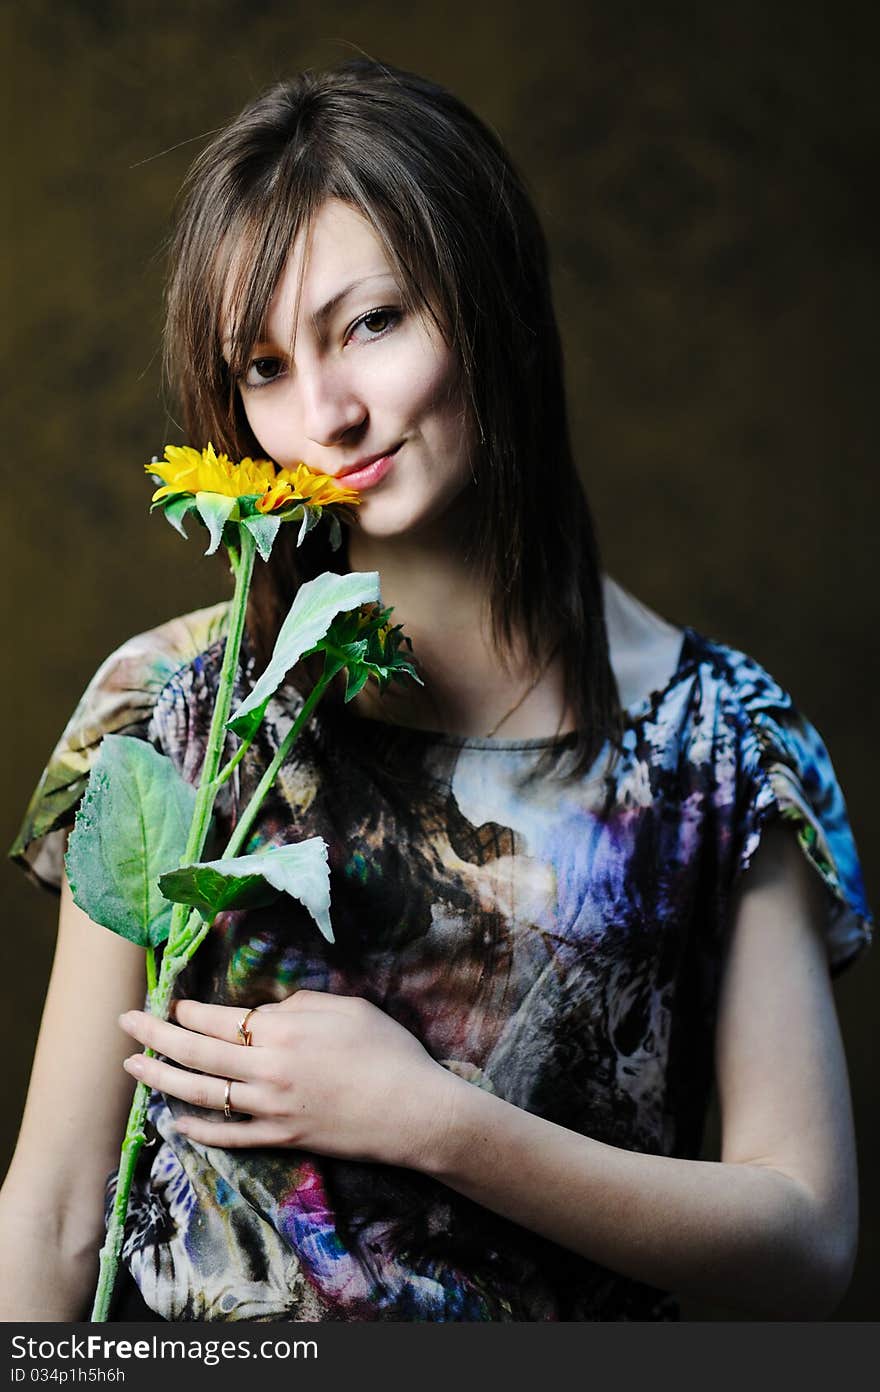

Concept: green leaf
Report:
left=65, top=734, right=197, bottom=947
left=195, top=492, right=238, bottom=555
left=321, top=604, right=424, bottom=694
left=161, top=495, right=198, bottom=538
left=157, top=865, right=280, bottom=918
left=241, top=512, right=281, bottom=562
left=236, top=494, right=266, bottom=517
left=343, top=665, right=371, bottom=702
left=313, top=639, right=369, bottom=684
left=160, top=838, right=333, bottom=943
left=228, top=570, right=381, bottom=738
left=321, top=610, right=360, bottom=647
left=297, top=504, right=320, bottom=546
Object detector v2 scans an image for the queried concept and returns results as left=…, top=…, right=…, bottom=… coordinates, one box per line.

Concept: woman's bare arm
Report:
left=0, top=864, right=146, bottom=1320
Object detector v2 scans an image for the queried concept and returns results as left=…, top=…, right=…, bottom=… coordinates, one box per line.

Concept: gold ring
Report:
left=236, top=1007, right=258, bottom=1047
left=223, top=1078, right=233, bottom=1120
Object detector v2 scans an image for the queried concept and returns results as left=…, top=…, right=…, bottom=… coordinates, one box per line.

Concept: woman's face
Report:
left=224, top=198, right=476, bottom=542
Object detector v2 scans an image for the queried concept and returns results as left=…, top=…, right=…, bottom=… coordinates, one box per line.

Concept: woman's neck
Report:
left=345, top=523, right=571, bottom=738
left=347, top=523, right=490, bottom=659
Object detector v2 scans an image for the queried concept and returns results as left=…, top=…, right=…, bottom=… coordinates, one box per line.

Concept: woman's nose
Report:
left=299, top=362, right=367, bottom=447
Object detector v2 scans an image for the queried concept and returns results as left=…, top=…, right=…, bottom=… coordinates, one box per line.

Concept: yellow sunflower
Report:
left=146, top=443, right=277, bottom=503
left=256, top=463, right=361, bottom=514
left=146, top=444, right=361, bottom=514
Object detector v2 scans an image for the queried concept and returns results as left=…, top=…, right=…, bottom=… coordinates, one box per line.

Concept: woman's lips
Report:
left=336, top=443, right=402, bottom=491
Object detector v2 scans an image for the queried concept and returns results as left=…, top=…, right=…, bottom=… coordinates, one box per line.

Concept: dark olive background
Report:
left=2, top=0, right=876, bottom=1320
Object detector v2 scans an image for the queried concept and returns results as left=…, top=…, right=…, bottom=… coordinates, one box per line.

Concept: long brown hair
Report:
left=163, top=58, right=624, bottom=777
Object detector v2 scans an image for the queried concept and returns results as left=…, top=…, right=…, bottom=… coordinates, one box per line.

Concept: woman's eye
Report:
left=243, top=357, right=284, bottom=388
left=348, top=308, right=401, bottom=342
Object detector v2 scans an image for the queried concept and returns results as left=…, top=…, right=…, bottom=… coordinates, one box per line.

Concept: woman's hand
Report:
left=118, top=991, right=457, bottom=1171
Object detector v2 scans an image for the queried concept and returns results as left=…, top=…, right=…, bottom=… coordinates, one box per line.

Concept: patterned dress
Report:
left=10, top=579, right=873, bottom=1321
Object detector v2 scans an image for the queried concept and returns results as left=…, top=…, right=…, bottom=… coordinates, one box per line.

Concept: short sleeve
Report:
left=9, top=602, right=229, bottom=894
left=728, top=659, right=873, bottom=977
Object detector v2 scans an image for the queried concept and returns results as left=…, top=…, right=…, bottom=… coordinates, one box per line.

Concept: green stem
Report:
left=161, top=530, right=256, bottom=958
left=179, top=529, right=256, bottom=870
left=90, top=527, right=256, bottom=1322
left=91, top=909, right=212, bottom=1324
left=221, top=674, right=332, bottom=861
left=90, top=1080, right=151, bottom=1321
left=148, top=917, right=207, bottom=1020
left=145, top=947, right=156, bottom=997
left=213, top=725, right=257, bottom=789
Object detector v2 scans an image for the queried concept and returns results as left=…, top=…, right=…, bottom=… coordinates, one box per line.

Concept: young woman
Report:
left=2, top=59, right=872, bottom=1323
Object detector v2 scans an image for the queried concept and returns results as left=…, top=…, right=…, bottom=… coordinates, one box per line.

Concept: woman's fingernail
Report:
left=124, top=1055, right=144, bottom=1075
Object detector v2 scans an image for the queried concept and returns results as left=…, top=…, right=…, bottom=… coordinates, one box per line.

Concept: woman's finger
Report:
left=166, top=993, right=360, bottom=1045
left=169, top=998, right=275, bottom=1046
left=119, top=1011, right=262, bottom=1081
left=275, top=988, right=368, bottom=1014
left=172, top=1114, right=286, bottom=1149
left=122, top=1052, right=261, bottom=1116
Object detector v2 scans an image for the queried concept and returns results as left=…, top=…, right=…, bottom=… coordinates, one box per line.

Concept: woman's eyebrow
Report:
left=309, top=272, right=397, bottom=330
left=220, top=272, right=397, bottom=353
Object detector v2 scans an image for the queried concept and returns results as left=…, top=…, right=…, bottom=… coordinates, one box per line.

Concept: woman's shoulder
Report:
left=649, top=611, right=872, bottom=974
left=605, top=577, right=872, bottom=968
left=88, top=600, right=232, bottom=700
left=621, top=586, right=842, bottom=814
left=9, top=601, right=230, bottom=890
left=603, top=573, right=686, bottom=714
left=671, top=615, right=826, bottom=760
left=47, top=599, right=234, bottom=762
left=603, top=574, right=816, bottom=731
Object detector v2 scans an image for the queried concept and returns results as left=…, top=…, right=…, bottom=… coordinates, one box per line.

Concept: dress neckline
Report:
left=333, top=626, right=702, bottom=751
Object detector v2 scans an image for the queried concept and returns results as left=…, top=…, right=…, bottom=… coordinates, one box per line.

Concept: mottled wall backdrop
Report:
left=2, top=0, right=876, bottom=1319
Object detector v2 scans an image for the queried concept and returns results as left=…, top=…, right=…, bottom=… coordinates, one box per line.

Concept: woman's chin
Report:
left=349, top=480, right=477, bottom=548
